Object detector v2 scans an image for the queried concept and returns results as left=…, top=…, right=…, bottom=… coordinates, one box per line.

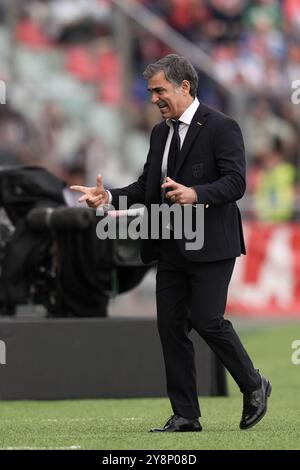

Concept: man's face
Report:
left=147, top=71, right=190, bottom=120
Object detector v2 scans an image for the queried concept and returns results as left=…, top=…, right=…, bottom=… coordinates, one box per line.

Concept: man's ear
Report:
left=182, top=80, right=191, bottom=95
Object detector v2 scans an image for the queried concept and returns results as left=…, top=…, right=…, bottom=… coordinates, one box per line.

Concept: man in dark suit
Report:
left=71, top=54, right=271, bottom=432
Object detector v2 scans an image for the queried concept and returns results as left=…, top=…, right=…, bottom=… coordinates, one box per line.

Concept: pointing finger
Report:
left=162, top=181, right=177, bottom=189
left=70, top=185, right=89, bottom=194
left=162, top=180, right=179, bottom=189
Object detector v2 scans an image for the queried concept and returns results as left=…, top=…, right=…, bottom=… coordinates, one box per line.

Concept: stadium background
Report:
left=0, top=0, right=300, bottom=450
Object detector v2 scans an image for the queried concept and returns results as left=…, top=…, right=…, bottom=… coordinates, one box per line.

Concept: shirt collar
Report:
left=166, top=97, right=200, bottom=128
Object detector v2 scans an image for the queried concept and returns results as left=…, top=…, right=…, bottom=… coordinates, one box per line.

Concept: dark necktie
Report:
left=167, top=120, right=181, bottom=179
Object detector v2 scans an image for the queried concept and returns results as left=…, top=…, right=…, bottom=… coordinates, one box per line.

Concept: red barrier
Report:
left=227, top=222, right=300, bottom=317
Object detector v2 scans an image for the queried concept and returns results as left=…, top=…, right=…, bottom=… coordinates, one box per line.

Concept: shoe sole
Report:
left=240, top=381, right=272, bottom=430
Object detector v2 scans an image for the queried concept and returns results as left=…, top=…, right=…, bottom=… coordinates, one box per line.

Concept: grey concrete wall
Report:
left=0, top=318, right=227, bottom=399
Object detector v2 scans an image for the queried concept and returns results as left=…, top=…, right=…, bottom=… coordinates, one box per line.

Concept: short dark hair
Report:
left=143, top=54, right=198, bottom=97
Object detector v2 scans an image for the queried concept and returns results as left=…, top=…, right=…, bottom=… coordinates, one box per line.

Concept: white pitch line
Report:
left=2, top=446, right=81, bottom=450
left=1, top=417, right=143, bottom=423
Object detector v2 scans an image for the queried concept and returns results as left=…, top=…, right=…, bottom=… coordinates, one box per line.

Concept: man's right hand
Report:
left=70, top=174, right=109, bottom=209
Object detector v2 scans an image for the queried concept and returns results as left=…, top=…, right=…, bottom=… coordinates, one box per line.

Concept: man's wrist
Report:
left=191, top=187, right=198, bottom=204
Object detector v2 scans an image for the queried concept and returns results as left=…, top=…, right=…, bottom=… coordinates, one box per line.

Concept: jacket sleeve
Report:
left=194, top=118, right=246, bottom=206
left=109, top=126, right=156, bottom=209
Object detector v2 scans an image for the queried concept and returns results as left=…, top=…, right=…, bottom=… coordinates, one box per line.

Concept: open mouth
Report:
left=158, top=103, right=168, bottom=111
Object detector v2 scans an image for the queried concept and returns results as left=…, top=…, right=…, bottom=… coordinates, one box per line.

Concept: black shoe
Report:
left=150, top=414, right=202, bottom=432
left=240, top=376, right=272, bottom=430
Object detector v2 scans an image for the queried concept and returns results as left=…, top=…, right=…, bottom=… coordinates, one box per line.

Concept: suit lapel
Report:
left=148, top=122, right=169, bottom=202
left=174, top=103, right=210, bottom=178
left=154, top=122, right=169, bottom=171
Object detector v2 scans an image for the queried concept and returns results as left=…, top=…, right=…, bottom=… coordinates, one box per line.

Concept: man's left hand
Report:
left=162, top=177, right=198, bottom=205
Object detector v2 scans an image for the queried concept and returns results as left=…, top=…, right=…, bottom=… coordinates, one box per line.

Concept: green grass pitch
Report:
left=0, top=322, right=299, bottom=450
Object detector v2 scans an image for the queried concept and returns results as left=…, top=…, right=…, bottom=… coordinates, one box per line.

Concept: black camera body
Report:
left=0, top=166, right=149, bottom=317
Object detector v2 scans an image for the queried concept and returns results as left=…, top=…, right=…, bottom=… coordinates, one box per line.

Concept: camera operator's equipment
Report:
left=27, top=206, right=95, bottom=231
left=0, top=166, right=149, bottom=317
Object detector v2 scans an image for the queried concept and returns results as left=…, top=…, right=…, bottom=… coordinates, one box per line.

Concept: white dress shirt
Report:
left=161, top=97, right=199, bottom=200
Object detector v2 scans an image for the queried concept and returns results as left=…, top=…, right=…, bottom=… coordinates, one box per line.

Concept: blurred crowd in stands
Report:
left=0, top=0, right=300, bottom=221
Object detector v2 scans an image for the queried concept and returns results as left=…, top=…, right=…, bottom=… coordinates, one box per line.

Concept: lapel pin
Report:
left=197, top=122, right=202, bottom=126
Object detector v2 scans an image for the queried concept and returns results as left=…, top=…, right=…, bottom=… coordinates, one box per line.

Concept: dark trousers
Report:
left=156, top=238, right=260, bottom=419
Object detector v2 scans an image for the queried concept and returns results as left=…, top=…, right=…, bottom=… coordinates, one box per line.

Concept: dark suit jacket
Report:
left=110, top=103, right=246, bottom=264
